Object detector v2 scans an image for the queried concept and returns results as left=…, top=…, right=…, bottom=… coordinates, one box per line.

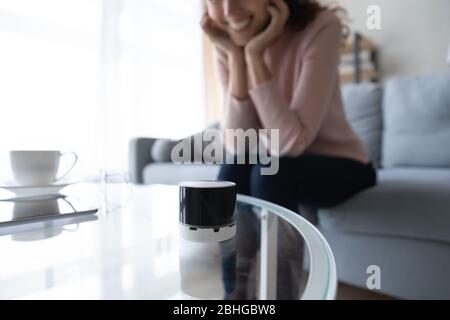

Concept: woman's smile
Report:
left=227, top=17, right=253, bottom=33
left=206, top=0, right=271, bottom=46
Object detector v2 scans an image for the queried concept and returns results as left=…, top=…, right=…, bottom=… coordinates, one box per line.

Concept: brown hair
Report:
left=284, top=0, right=349, bottom=38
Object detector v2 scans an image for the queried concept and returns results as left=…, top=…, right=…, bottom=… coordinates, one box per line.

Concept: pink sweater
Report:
left=217, top=10, right=369, bottom=164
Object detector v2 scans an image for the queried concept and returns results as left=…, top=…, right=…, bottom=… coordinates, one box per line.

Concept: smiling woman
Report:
left=202, top=0, right=377, bottom=212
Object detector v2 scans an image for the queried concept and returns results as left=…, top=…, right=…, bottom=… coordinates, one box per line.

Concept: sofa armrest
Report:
left=129, top=137, right=157, bottom=184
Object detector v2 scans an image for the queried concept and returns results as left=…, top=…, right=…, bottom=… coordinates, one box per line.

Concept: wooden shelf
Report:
left=339, top=32, right=379, bottom=84
left=340, top=69, right=379, bottom=84
left=341, top=36, right=376, bottom=55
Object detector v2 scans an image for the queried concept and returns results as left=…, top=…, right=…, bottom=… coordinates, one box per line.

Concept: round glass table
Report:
left=0, top=183, right=336, bottom=300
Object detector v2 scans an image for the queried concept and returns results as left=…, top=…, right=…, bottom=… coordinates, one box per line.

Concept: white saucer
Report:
left=0, top=180, right=80, bottom=197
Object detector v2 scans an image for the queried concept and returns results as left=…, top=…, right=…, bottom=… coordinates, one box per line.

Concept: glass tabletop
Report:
left=0, top=183, right=336, bottom=300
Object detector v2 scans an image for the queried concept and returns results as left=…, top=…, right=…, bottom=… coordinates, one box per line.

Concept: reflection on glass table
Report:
left=179, top=237, right=236, bottom=299
left=0, top=195, right=98, bottom=240
left=0, top=184, right=336, bottom=300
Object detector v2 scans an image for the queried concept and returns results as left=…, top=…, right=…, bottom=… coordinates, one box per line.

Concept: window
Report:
left=0, top=0, right=205, bottom=180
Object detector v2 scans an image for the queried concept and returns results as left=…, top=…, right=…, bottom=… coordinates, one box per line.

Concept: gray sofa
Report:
left=129, top=72, right=450, bottom=299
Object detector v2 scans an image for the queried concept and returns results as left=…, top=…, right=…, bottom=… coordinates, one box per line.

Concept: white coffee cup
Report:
left=9, top=150, right=78, bottom=186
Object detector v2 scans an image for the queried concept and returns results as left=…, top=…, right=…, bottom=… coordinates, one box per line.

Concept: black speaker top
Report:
left=179, top=181, right=236, bottom=228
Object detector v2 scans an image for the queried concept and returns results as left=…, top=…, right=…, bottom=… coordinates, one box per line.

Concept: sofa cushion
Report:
left=143, top=163, right=220, bottom=185
left=318, top=168, right=450, bottom=244
left=341, top=83, right=383, bottom=167
left=151, top=139, right=179, bottom=163
left=150, top=122, right=222, bottom=164
left=382, top=72, right=450, bottom=168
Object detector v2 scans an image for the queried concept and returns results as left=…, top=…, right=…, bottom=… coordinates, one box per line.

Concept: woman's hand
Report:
left=201, top=12, right=241, bottom=58
left=201, top=12, right=248, bottom=100
left=245, top=0, right=289, bottom=89
left=245, top=0, right=290, bottom=58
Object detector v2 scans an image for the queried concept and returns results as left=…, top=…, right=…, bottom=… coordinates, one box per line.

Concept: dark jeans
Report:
left=218, top=154, right=377, bottom=211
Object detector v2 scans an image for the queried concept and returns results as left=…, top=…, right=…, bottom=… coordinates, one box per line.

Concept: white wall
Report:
left=334, top=0, right=450, bottom=79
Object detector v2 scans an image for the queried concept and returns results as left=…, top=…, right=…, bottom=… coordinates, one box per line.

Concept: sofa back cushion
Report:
left=151, top=139, right=179, bottom=162
left=342, top=83, right=383, bottom=167
left=150, top=122, right=222, bottom=163
left=382, top=72, right=450, bottom=168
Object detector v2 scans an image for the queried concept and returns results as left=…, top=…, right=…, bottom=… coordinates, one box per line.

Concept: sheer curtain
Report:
left=0, top=0, right=205, bottom=181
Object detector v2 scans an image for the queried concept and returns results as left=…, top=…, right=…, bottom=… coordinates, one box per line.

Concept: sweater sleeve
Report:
left=214, top=49, right=261, bottom=131
left=248, top=17, right=342, bottom=156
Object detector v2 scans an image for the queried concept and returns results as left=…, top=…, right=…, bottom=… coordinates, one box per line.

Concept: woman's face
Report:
left=206, top=0, right=271, bottom=47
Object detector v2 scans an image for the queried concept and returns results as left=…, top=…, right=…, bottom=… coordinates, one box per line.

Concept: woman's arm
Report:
left=215, top=49, right=261, bottom=131
left=227, top=50, right=248, bottom=100
left=245, top=0, right=289, bottom=89
left=245, top=17, right=342, bottom=156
